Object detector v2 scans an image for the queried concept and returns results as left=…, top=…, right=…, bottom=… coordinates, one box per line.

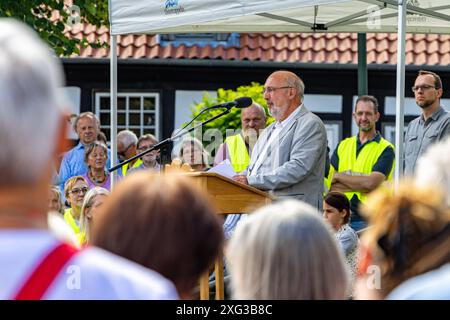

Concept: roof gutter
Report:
left=61, top=57, right=450, bottom=72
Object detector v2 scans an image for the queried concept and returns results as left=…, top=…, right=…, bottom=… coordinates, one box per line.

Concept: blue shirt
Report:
left=58, top=142, right=112, bottom=198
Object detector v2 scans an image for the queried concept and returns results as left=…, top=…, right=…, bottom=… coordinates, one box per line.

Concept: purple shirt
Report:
left=82, top=173, right=114, bottom=191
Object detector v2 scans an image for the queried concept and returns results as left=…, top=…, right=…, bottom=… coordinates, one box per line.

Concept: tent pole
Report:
left=110, top=34, right=118, bottom=188
left=357, top=33, right=368, bottom=96
left=394, top=0, right=407, bottom=185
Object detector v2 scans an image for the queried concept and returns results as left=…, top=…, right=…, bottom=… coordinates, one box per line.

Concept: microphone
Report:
left=210, top=97, right=253, bottom=109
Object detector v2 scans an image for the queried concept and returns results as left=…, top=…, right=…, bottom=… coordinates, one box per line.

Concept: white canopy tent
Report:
left=108, top=0, right=450, bottom=185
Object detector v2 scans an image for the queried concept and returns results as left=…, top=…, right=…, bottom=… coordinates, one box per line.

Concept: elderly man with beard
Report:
left=329, top=95, right=395, bottom=232
left=214, top=103, right=267, bottom=172
left=233, top=70, right=327, bottom=211
left=404, top=70, right=450, bottom=176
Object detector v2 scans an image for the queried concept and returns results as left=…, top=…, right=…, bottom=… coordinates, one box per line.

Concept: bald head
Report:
left=241, top=103, right=266, bottom=138
left=269, top=71, right=305, bottom=101
left=264, top=70, right=304, bottom=122
left=241, top=103, right=266, bottom=147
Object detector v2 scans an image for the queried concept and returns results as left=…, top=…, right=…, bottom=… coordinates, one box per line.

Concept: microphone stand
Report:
left=108, top=107, right=232, bottom=173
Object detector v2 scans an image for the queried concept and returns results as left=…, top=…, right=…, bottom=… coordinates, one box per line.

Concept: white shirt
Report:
left=249, top=104, right=303, bottom=176
left=0, top=229, right=178, bottom=300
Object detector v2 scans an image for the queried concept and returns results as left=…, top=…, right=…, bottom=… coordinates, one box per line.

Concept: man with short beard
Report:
left=329, top=95, right=395, bottom=232
left=214, top=103, right=267, bottom=172
left=404, top=70, right=450, bottom=176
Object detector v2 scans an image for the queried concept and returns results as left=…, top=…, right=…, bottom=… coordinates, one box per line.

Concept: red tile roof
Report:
left=68, top=26, right=450, bottom=65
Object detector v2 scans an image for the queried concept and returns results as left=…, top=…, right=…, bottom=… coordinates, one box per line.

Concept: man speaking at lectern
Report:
left=233, top=70, right=327, bottom=211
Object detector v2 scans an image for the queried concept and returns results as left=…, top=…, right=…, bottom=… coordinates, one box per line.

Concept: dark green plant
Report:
left=0, top=0, right=109, bottom=56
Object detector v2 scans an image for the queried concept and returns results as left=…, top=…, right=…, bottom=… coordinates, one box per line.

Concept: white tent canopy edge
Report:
left=108, top=0, right=450, bottom=186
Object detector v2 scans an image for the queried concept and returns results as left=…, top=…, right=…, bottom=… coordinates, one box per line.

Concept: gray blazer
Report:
left=247, top=105, right=327, bottom=210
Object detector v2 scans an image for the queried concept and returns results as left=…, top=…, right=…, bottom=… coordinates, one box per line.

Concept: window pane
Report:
left=144, top=98, right=155, bottom=110
left=118, top=97, right=126, bottom=111
left=103, top=129, right=111, bottom=142
left=129, top=97, right=141, bottom=110
left=129, top=113, right=141, bottom=125
left=100, top=97, right=110, bottom=109
left=100, top=112, right=110, bottom=126
left=118, top=112, right=126, bottom=126
left=130, top=128, right=140, bottom=138
left=144, top=113, right=155, bottom=126
left=143, top=128, right=156, bottom=136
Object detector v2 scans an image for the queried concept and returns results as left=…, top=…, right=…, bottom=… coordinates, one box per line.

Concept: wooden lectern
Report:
left=182, top=172, right=274, bottom=300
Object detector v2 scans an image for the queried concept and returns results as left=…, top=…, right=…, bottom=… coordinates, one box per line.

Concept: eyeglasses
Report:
left=70, top=187, right=88, bottom=195
left=262, top=86, right=293, bottom=94
left=412, top=84, right=436, bottom=93
left=137, top=144, right=156, bottom=152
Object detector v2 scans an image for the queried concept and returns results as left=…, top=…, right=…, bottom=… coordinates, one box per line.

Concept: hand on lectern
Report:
left=232, top=175, right=248, bottom=185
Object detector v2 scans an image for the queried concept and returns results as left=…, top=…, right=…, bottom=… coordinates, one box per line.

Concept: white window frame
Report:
left=95, top=92, right=160, bottom=140
left=324, top=121, right=343, bottom=154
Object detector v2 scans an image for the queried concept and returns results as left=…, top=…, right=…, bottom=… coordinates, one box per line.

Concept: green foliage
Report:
left=0, top=0, right=109, bottom=56
left=189, top=82, right=274, bottom=140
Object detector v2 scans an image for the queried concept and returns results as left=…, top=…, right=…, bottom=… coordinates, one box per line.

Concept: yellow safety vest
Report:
left=64, top=208, right=80, bottom=235
left=225, top=134, right=250, bottom=173
left=334, top=135, right=395, bottom=203
left=77, top=232, right=86, bottom=246
left=122, top=158, right=143, bottom=176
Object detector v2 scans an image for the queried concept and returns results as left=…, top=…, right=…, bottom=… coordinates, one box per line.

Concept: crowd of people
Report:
left=1, top=18, right=449, bottom=300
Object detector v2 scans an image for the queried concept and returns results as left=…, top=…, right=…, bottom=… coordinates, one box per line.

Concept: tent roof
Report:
left=110, top=0, right=450, bottom=35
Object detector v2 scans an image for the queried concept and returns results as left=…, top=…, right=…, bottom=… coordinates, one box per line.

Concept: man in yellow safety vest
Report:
left=117, top=130, right=142, bottom=176
left=328, top=95, right=395, bottom=231
left=214, top=103, right=267, bottom=173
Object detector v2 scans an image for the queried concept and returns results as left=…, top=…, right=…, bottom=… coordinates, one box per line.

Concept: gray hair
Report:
left=73, top=112, right=100, bottom=133
left=79, top=187, right=110, bottom=243
left=415, top=136, right=450, bottom=207
left=117, top=130, right=138, bottom=148
left=280, top=70, right=305, bottom=101
left=84, top=141, right=108, bottom=165
left=0, top=19, right=65, bottom=185
left=227, top=200, right=349, bottom=299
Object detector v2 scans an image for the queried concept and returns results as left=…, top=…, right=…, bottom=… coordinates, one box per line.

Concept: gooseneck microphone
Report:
left=109, top=97, right=253, bottom=173
left=210, top=97, right=253, bottom=109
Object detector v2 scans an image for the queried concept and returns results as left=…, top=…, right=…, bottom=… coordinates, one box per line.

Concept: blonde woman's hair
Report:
left=50, top=185, right=65, bottom=215
left=360, top=182, right=450, bottom=296
left=227, top=200, right=349, bottom=300
left=79, top=187, right=110, bottom=244
left=178, top=136, right=211, bottom=168
left=64, top=176, right=88, bottom=200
